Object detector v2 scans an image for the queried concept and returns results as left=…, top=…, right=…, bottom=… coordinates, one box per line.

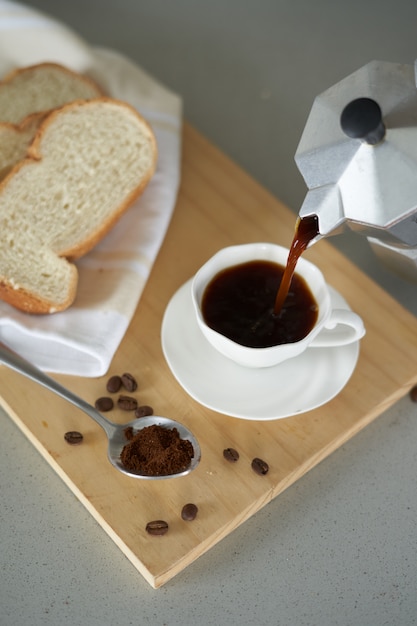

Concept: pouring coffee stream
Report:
left=273, top=215, right=320, bottom=315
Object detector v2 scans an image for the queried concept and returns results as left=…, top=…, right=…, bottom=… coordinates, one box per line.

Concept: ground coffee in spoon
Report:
left=120, top=424, right=194, bottom=476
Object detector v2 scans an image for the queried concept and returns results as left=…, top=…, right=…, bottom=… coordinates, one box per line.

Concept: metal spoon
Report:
left=0, top=341, right=201, bottom=479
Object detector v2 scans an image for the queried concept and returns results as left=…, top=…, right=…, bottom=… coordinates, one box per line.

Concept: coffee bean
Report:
left=146, top=520, right=169, bottom=536
left=106, top=375, right=122, bottom=393
left=117, top=395, right=138, bottom=411
left=64, top=431, right=83, bottom=445
left=135, top=405, right=154, bottom=418
left=181, top=503, right=198, bottom=521
left=121, top=372, right=138, bottom=392
left=124, top=426, right=134, bottom=440
left=251, top=457, right=269, bottom=475
left=95, top=396, right=114, bottom=412
left=410, top=385, right=417, bottom=402
left=223, top=447, right=239, bottom=462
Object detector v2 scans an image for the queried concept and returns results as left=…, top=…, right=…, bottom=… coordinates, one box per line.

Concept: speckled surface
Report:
left=1, top=1, right=417, bottom=624
left=2, top=394, right=416, bottom=625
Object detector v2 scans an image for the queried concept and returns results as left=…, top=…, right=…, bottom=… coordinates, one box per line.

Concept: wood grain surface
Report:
left=1, top=124, right=417, bottom=588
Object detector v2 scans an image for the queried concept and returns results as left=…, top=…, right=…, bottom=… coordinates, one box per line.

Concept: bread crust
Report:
left=0, top=115, right=44, bottom=179
left=0, top=63, right=104, bottom=181
left=28, top=97, right=157, bottom=259
left=3, top=60, right=102, bottom=83
left=0, top=96, right=157, bottom=314
left=0, top=267, right=78, bottom=314
left=0, top=62, right=104, bottom=123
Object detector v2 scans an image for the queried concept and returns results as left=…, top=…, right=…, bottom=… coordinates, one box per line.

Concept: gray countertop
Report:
left=1, top=1, right=416, bottom=624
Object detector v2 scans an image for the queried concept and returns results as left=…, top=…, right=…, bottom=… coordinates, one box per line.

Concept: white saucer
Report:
left=161, top=279, right=360, bottom=420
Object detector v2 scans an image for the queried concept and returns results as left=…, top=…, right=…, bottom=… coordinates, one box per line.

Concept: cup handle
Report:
left=309, top=309, right=365, bottom=348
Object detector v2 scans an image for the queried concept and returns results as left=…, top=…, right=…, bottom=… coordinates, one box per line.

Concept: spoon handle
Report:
left=0, top=341, right=116, bottom=436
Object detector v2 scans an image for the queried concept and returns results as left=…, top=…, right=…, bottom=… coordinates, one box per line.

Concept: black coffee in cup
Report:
left=202, top=259, right=318, bottom=348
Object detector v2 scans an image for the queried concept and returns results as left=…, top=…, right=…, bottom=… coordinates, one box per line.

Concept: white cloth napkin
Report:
left=0, top=1, right=182, bottom=376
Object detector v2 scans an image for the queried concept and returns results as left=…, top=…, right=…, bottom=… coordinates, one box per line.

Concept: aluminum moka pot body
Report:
left=295, top=59, right=417, bottom=281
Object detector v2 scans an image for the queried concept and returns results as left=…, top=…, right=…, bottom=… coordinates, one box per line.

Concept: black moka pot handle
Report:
left=340, top=97, right=386, bottom=145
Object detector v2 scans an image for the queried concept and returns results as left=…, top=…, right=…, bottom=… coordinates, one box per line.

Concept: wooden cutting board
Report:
left=1, top=124, right=417, bottom=588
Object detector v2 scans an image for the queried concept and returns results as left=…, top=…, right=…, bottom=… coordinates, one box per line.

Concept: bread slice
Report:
left=0, top=114, right=42, bottom=180
left=0, top=97, right=157, bottom=314
left=0, top=62, right=103, bottom=123
left=0, top=63, right=103, bottom=179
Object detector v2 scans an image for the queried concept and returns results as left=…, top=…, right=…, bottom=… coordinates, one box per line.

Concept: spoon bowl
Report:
left=0, top=342, right=201, bottom=479
left=106, top=414, right=201, bottom=479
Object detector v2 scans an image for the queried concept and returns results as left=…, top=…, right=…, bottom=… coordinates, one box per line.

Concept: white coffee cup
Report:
left=191, top=243, right=365, bottom=368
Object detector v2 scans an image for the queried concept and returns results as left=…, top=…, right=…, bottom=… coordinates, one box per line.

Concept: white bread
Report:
left=0, top=62, right=103, bottom=123
left=0, top=97, right=157, bottom=314
left=0, top=63, right=103, bottom=179
left=0, top=114, right=42, bottom=180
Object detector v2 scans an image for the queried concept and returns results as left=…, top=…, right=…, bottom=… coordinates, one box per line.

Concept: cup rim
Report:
left=192, top=242, right=332, bottom=356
